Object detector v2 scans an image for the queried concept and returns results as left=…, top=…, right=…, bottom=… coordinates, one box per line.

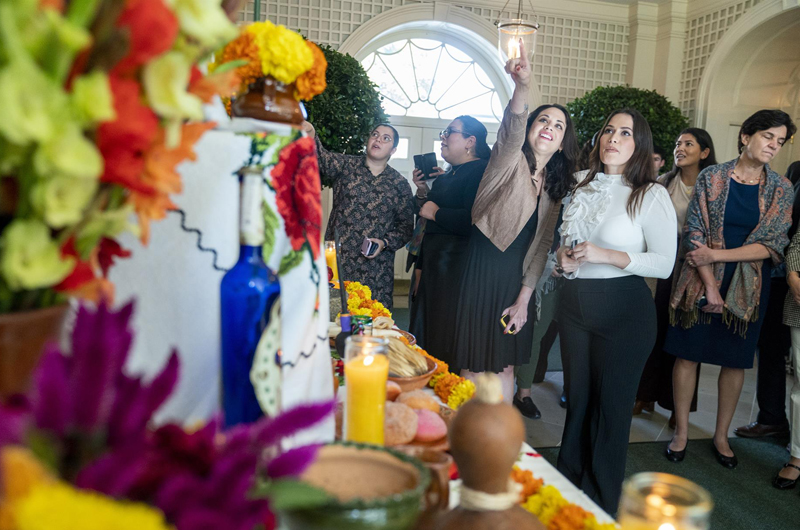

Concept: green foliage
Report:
left=566, top=85, right=689, bottom=170
left=304, top=44, right=388, bottom=155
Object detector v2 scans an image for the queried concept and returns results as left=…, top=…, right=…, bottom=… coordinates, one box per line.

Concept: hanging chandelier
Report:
left=496, top=0, right=540, bottom=61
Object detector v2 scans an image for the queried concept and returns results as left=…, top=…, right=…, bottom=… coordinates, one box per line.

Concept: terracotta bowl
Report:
left=388, top=358, right=437, bottom=393
left=280, top=442, right=430, bottom=530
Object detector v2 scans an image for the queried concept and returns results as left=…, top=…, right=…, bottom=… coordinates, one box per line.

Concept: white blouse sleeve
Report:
left=623, top=185, right=678, bottom=279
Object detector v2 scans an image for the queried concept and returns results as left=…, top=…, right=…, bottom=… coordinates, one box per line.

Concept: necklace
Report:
left=731, top=166, right=762, bottom=184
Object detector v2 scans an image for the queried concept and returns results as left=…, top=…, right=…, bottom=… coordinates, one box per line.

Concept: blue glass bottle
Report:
left=220, top=171, right=280, bottom=428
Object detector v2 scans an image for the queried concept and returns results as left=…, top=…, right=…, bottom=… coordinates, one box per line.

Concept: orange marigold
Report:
left=433, top=373, right=461, bottom=402
left=547, top=504, right=591, bottom=530
left=418, top=348, right=448, bottom=377
left=295, top=41, right=327, bottom=101
left=215, top=30, right=262, bottom=93
left=511, top=467, right=544, bottom=501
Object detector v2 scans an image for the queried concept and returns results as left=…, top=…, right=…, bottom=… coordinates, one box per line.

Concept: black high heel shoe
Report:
left=712, top=441, right=738, bottom=469
left=773, top=463, right=800, bottom=490
left=664, top=438, right=687, bottom=463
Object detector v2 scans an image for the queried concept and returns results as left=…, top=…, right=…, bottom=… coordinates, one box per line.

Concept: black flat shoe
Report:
left=665, top=439, right=687, bottom=463
left=513, top=395, right=541, bottom=419
left=773, top=463, right=800, bottom=490
left=712, top=441, right=738, bottom=469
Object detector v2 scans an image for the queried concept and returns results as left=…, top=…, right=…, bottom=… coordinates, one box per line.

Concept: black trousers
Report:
left=755, top=276, right=791, bottom=426
left=557, top=276, right=656, bottom=515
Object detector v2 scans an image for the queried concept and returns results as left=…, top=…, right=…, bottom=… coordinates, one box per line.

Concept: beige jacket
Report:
left=471, top=105, right=560, bottom=289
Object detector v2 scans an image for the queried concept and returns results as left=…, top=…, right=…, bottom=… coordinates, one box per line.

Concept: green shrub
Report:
left=566, top=85, right=689, bottom=170
left=304, top=45, right=388, bottom=156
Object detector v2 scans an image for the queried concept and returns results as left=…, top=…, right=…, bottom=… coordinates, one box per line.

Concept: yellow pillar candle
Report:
left=344, top=336, right=389, bottom=445
left=325, top=241, right=338, bottom=282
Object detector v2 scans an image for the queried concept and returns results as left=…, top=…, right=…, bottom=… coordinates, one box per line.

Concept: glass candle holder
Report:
left=344, top=336, right=389, bottom=445
left=324, top=241, right=338, bottom=282
left=618, top=473, right=713, bottom=530
left=497, top=19, right=539, bottom=61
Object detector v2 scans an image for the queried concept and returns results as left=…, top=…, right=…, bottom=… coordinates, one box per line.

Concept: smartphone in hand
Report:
left=413, top=152, right=438, bottom=180
left=361, top=238, right=379, bottom=257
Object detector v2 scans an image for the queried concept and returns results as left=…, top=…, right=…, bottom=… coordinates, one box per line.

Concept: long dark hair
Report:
left=455, top=115, right=491, bottom=160
left=578, top=108, right=656, bottom=216
left=522, top=104, right=579, bottom=201
left=661, top=128, right=718, bottom=187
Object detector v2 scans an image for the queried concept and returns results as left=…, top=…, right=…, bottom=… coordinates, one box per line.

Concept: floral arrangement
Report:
left=402, top=337, right=475, bottom=409
left=0, top=301, right=335, bottom=530
left=511, top=466, right=617, bottom=530
left=344, top=281, right=391, bottom=319
left=0, top=0, right=242, bottom=313
left=212, top=20, right=327, bottom=114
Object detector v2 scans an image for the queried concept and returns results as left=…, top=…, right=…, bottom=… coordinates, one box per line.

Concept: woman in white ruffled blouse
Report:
left=554, top=109, right=678, bottom=514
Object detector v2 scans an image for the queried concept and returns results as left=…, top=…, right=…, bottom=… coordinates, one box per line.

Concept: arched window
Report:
left=361, top=39, right=503, bottom=123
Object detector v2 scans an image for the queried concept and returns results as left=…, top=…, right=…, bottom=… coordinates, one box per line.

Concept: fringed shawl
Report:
left=669, top=159, right=793, bottom=335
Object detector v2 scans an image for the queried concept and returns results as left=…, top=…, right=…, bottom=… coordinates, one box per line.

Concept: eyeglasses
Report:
left=439, top=128, right=468, bottom=139
left=370, top=131, right=394, bottom=144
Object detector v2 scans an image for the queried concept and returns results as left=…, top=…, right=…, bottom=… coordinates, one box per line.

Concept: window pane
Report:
left=362, top=38, right=500, bottom=123
left=394, top=138, right=409, bottom=159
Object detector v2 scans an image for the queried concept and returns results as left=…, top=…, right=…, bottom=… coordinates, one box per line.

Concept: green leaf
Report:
left=262, top=201, right=280, bottom=261
left=278, top=249, right=304, bottom=275
left=256, top=479, right=332, bottom=511
left=212, top=59, right=249, bottom=74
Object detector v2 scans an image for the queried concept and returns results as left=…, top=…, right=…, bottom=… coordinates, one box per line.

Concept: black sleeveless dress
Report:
left=452, top=208, right=539, bottom=373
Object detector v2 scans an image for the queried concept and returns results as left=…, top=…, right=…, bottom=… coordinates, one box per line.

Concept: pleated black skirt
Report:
left=452, top=210, right=538, bottom=373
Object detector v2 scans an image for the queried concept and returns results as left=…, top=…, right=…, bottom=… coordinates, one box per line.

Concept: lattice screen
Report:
left=679, top=0, right=764, bottom=122
left=238, top=1, right=628, bottom=107
left=238, top=0, right=413, bottom=47
left=453, top=5, right=629, bottom=106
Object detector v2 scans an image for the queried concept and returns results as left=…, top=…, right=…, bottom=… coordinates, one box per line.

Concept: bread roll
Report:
left=396, top=390, right=440, bottom=413
left=384, top=402, right=417, bottom=445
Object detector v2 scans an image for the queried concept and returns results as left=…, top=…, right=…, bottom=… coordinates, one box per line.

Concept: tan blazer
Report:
left=471, top=105, right=560, bottom=290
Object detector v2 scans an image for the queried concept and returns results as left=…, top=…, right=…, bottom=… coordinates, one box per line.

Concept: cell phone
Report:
left=413, top=152, right=438, bottom=180
left=697, top=296, right=708, bottom=309
left=500, top=315, right=516, bottom=334
left=361, top=238, right=379, bottom=257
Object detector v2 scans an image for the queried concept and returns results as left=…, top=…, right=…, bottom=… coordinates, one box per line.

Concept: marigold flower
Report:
left=247, top=21, right=313, bottom=84
left=521, top=485, right=569, bottom=526
left=446, top=379, right=475, bottom=409
left=511, top=466, right=544, bottom=501
left=547, top=504, right=590, bottom=530
left=295, top=41, right=327, bottom=100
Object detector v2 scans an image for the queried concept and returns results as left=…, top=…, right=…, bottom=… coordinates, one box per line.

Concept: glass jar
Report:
left=618, top=472, right=713, bottom=530
left=344, top=336, right=389, bottom=445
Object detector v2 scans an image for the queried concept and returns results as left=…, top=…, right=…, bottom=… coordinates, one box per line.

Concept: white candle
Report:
left=507, top=38, right=519, bottom=59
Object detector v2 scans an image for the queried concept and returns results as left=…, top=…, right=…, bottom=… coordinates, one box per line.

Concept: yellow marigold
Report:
left=582, top=516, right=617, bottom=530
left=1, top=446, right=54, bottom=530
left=511, top=466, right=543, bottom=502
left=247, top=21, right=313, bottom=84
left=521, top=485, right=569, bottom=526
left=295, top=41, right=327, bottom=101
left=547, top=504, right=590, bottom=530
left=13, top=482, right=172, bottom=530
left=447, top=379, right=475, bottom=409
left=346, top=281, right=371, bottom=300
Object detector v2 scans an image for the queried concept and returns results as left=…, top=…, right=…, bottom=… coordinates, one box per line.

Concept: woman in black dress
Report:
left=408, top=116, right=490, bottom=366
left=451, top=42, right=578, bottom=402
left=665, top=110, right=796, bottom=468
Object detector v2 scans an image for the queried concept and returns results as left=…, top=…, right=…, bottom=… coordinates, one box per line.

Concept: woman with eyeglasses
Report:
left=450, top=41, right=579, bottom=402
left=407, top=117, right=491, bottom=367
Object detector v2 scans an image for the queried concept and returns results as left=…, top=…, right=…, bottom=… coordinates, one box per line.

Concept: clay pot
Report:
left=0, top=304, right=69, bottom=398
left=388, top=358, right=436, bottom=393
left=280, top=442, right=430, bottom=530
left=231, top=76, right=303, bottom=124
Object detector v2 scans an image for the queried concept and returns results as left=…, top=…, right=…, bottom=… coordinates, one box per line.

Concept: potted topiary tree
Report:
left=303, top=45, right=388, bottom=157
left=566, top=85, right=689, bottom=171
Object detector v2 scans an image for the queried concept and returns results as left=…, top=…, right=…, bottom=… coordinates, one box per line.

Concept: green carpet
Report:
left=537, top=437, right=795, bottom=529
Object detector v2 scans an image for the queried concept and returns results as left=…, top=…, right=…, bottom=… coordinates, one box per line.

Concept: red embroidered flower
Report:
left=97, top=76, right=160, bottom=195
left=270, top=137, right=322, bottom=259
left=113, top=0, right=179, bottom=76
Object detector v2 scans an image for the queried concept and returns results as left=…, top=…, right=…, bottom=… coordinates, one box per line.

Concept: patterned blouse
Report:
left=784, top=229, right=800, bottom=327
left=315, top=137, right=414, bottom=309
